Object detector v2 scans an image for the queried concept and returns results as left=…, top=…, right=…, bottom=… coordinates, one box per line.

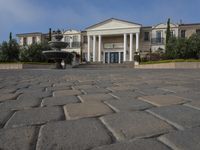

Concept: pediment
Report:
left=86, top=18, right=141, bottom=31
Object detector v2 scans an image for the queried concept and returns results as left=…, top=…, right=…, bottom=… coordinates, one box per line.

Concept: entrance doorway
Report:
left=105, top=52, right=123, bottom=64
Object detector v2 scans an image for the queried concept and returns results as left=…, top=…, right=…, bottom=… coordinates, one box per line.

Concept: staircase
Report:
left=76, top=62, right=135, bottom=68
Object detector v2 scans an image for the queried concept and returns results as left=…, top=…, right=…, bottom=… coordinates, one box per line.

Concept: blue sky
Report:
left=0, top=0, right=200, bottom=42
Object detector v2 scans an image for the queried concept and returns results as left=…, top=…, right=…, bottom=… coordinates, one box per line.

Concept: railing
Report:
left=66, top=42, right=81, bottom=48
left=151, top=38, right=165, bottom=45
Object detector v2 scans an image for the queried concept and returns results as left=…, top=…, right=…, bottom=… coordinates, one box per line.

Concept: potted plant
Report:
left=134, top=52, right=141, bottom=65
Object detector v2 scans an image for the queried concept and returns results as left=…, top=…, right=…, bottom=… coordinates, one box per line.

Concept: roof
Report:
left=142, top=26, right=152, bottom=28
left=16, top=32, right=43, bottom=37
left=179, top=23, right=200, bottom=26
left=86, top=18, right=142, bottom=30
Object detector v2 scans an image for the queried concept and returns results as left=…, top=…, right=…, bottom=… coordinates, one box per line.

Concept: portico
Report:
left=85, top=18, right=141, bottom=64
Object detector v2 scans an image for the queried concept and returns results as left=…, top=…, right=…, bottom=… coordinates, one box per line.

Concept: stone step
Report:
left=76, top=62, right=135, bottom=68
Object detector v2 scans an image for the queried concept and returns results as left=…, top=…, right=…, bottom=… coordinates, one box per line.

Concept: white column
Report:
left=108, top=52, right=110, bottom=64
left=130, top=33, right=133, bottom=61
left=123, top=33, right=127, bottom=62
left=98, top=35, right=101, bottom=62
left=87, top=35, right=90, bottom=61
left=93, top=35, right=96, bottom=62
left=136, top=32, right=139, bottom=52
left=119, top=52, right=121, bottom=64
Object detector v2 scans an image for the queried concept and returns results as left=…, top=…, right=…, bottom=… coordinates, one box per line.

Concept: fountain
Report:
left=43, top=30, right=74, bottom=69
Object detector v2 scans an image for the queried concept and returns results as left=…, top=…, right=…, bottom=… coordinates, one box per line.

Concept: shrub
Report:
left=165, top=34, right=200, bottom=59
left=0, top=39, right=19, bottom=62
left=19, top=42, right=50, bottom=62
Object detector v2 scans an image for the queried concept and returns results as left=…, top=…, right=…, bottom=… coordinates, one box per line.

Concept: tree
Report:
left=49, top=28, right=52, bottom=41
left=0, top=39, right=19, bottom=62
left=9, top=32, right=12, bottom=42
left=187, top=34, right=200, bottom=58
left=19, top=41, right=51, bottom=62
left=166, top=18, right=171, bottom=50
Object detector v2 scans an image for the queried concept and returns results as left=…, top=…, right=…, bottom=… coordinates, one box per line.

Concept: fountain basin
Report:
left=43, top=50, right=74, bottom=69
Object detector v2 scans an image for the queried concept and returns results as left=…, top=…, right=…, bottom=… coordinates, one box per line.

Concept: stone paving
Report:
left=0, top=69, right=200, bottom=150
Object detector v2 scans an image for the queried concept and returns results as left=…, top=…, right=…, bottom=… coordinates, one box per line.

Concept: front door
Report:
left=110, top=52, right=119, bottom=63
left=104, top=52, right=123, bottom=64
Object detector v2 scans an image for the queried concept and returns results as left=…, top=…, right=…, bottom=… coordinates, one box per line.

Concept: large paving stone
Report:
left=76, top=80, right=96, bottom=85
left=0, top=93, right=19, bottom=102
left=100, top=111, right=173, bottom=141
left=16, top=90, right=52, bottom=99
left=64, top=101, right=113, bottom=120
left=36, top=118, right=112, bottom=150
left=148, top=105, right=200, bottom=130
left=0, top=126, right=38, bottom=150
left=105, top=99, right=152, bottom=112
left=83, top=88, right=110, bottom=94
left=0, top=88, right=17, bottom=94
left=79, top=93, right=115, bottom=102
left=5, top=107, right=64, bottom=128
left=159, top=127, right=200, bottom=150
left=0, top=95, right=41, bottom=111
left=0, top=111, right=13, bottom=127
left=92, top=139, right=170, bottom=150
left=137, top=88, right=172, bottom=95
left=139, top=95, right=187, bottom=106
left=175, top=92, right=200, bottom=101
left=73, top=85, right=97, bottom=90
left=160, top=86, right=191, bottom=93
left=46, top=85, right=72, bottom=91
left=42, top=95, right=80, bottom=106
left=107, top=86, right=137, bottom=92
left=185, top=101, right=200, bottom=110
left=112, top=91, right=144, bottom=99
left=53, top=89, right=82, bottom=96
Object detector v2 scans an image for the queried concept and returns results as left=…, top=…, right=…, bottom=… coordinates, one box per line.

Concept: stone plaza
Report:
left=0, top=68, right=200, bottom=150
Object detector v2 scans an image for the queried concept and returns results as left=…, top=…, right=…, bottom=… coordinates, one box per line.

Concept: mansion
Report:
left=16, top=18, right=200, bottom=64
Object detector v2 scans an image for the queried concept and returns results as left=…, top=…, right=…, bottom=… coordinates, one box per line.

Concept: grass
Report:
left=141, top=59, right=200, bottom=65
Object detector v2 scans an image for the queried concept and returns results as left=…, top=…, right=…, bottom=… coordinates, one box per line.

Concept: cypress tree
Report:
left=49, top=28, right=52, bottom=41
left=9, top=32, right=12, bottom=42
left=166, top=18, right=171, bottom=49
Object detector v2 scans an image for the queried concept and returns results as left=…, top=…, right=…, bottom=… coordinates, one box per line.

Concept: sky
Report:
left=0, top=0, right=200, bottom=42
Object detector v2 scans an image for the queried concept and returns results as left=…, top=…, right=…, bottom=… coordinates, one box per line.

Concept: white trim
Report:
left=136, top=33, right=139, bottom=52
left=87, top=35, right=90, bottom=61
left=123, top=33, right=127, bottom=62
left=130, top=33, right=133, bottom=61
left=93, top=35, right=96, bottom=62
left=98, top=35, right=101, bottom=62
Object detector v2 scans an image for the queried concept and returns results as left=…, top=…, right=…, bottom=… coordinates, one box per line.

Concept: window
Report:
left=196, top=29, right=200, bottom=35
left=83, top=36, right=87, bottom=43
left=32, top=37, right=36, bottom=44
left=170, top=30, right=175, bottom=37
left=144, top=32, right=150, bottom=41
left=181, top=30, right=186, bottom=38
left=23, top=37, right=27, bottom=45
left=64, top=36, right=70, bottom=42
left=73, top=36, right=78, bottom=42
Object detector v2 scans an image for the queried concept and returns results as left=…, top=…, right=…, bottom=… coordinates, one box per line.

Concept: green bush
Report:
left=165, top=34, right=200, bottom=59
left=19, top=42, right=51, bottom=62
left=0, top=39, right=19, bottom=62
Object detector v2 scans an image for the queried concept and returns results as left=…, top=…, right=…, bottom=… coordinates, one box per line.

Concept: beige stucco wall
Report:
left=179, top=25, right=200, bottom=38
left=18, top=35, right=42, bottom=46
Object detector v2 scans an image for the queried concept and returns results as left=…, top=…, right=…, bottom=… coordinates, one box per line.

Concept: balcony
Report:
left=151, top=38, right=165, bottom=45
left=66, top=42, right=81, bottom=48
